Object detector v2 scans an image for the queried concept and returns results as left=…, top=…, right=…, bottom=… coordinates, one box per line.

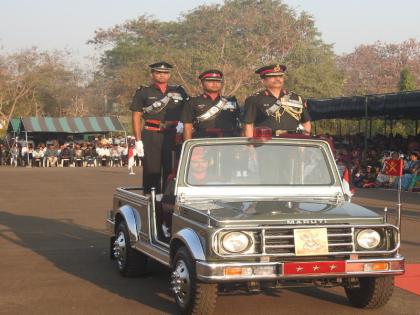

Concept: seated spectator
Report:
left=402, top=152, right=419, bottom=191
left=32, top=147, right=43, bottom=167
left=362, top=166, right=377, bottom=188
left=375, top=167, right=390, bottom=188
left=83, top=144, right=97, bottom=167
left=59, top=145, right=72, bottom=167
left=73, top=144, right=84, bottom=167
left=67, top=143, right=75, bottom=166
left=39, top=143, right=47, bottom=166
left=45, top=145, right=58, bottom=167
left=96, top=143, right=110, bottom=166
left=110, top=144, right=122, bottom=167
left=353, top=166, right=366, bottom=188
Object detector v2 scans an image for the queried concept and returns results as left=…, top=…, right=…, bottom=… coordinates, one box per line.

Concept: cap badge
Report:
left=274, top=65, right=281, bottom=72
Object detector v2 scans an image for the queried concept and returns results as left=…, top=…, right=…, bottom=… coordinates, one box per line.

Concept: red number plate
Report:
left=284, top=261, right=345, bottom=275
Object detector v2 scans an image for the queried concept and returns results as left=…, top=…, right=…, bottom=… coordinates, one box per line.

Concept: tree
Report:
left=338, top=39, right=420, bottom=95
left=89, top=0, right=343, bottom=111
left=399, top=68, right=416, bottom=91
left=0, top=48, right=102, bottom=126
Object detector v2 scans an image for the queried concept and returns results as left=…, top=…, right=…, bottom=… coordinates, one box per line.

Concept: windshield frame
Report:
left=184, top=143, right=335, bottom=187
left=175, top=137, right=343, bottom=198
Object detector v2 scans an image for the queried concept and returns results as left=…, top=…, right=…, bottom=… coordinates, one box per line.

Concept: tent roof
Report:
left=7, top=118, right=21, bottom=133
left=308, top=90, right=420, bottom=121
left=16, top=116, right=124, bottom=133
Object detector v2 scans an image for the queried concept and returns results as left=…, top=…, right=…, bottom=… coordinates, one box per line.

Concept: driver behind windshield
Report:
left=188, top=147, right=212, bottom=184
left=160, top=146, right=212, bottom=238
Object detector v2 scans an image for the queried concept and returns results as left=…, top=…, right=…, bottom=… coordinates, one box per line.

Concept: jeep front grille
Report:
left=213, top=224, right=399, bottom=258
left=263, top=227, right=354, bottom=255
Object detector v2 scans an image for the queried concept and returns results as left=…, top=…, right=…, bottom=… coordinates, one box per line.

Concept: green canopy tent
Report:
left=7, top=118, right=22, bottom=135
left=308, top=90, right=420, bottom=121
left=19, top=116, right=125, bottom=134
left=8, top=116, right=126, bottom=164
left=308, top=90, right=420, bottom=151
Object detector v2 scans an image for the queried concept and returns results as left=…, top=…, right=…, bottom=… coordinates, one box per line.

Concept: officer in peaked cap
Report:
left=242, top=64, right=311, bottom=137
left=181, top=69, right=240, bottom=140
left=130, top=61, right=188, bottom=194
left=149, top=61, right=173, bottom=72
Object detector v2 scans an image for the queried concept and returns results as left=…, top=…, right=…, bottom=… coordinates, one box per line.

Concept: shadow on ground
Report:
left=0, top=211, right=177, bottom=314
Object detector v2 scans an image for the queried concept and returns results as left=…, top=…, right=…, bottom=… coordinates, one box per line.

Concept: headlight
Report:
left=221, top=232, right=251, bottom=253
left=356, top=229, right=381, bottom=249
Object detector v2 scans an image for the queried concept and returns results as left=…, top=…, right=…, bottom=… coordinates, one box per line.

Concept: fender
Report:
left=115, top=205, right=140, bottom=243
left=170, top=228, right=206, bottom=261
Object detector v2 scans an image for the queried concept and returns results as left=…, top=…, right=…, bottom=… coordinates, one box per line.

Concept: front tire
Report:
left=113, top=221, right=147, bottom=277
left=171, top=247, right=217, bottom=315
left=345, top=276, right=394, bottom=309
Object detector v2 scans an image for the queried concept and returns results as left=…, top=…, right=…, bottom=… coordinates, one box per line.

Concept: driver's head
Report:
left=190, top=147, right=209, bottom=181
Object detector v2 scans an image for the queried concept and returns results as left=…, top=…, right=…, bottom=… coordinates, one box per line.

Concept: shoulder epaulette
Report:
left=168, top=84, right=183, bottom=89
left=288, top=90, right=303, bottom=98
left=135, top=85, right=148, bottom=91
left=253, top=89, right=265, bottom=96
left=132, top=86, right=144, bottom=97
left=223, top=95, right=238, bottom=101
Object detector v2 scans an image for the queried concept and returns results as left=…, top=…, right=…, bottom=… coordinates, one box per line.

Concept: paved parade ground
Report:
left=0, top=167, right=419, bottom=315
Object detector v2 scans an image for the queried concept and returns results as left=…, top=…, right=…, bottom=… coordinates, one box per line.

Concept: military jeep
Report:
left=106, top=132, right=404, bottom=314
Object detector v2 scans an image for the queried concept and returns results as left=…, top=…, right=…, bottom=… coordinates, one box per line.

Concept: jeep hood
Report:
left=186, top=200, right=383, bottom=226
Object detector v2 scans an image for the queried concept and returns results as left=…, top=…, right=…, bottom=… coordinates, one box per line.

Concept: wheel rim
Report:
left=113, top=231, right=126, bottom=269
left=171, top=259, right=191, bottom=307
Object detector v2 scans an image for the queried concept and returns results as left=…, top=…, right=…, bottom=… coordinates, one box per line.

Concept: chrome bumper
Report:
left=196, top=257, right=405, bottom=282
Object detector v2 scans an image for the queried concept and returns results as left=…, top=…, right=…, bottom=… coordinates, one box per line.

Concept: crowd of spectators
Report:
left=1, top=132, right=419, bottom=192
left=331, top=133, right=420, bottom=192
left=0, top=136, right=141, bottom=168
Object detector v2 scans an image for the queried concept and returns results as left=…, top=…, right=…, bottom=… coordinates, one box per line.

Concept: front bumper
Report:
left=196, top=257, right=405, bottom=282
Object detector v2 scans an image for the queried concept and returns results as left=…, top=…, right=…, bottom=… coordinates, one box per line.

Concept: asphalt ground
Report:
left=0, top=167, right=419, bottom=315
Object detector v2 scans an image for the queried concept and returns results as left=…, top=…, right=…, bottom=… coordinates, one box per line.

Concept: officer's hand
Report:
left=135, top=140, right=144, bottom=157
left=176, top=122, right=184, bottom=133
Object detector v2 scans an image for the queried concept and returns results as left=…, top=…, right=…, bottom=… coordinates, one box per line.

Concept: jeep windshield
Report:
left=185, top=143, right=334, bottom=186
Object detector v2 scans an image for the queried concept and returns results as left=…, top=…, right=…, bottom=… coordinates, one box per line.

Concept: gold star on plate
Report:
left=313, top=265, right=320, bottom=271
left=296, top=266, right=304, bottom=272
left=329, top=264, right=337, bottom=271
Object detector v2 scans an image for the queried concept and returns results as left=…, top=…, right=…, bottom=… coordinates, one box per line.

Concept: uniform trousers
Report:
left=142, top=129, right=176, bottom=194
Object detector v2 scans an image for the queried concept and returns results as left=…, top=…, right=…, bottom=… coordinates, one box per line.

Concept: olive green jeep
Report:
left=106, top=135, right=404, bottom=315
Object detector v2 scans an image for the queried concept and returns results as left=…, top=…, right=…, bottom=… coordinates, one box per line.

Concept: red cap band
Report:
left=260, top=69, right=283, bottom=75
left=202, top=73, right=222, bottom=79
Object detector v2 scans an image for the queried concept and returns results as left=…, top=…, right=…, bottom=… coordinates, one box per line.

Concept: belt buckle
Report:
left=275, top=130, right=286, bottom=136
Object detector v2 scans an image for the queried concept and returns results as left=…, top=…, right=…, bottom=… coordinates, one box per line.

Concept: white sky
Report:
left=1, top=0, right=419, bottom=66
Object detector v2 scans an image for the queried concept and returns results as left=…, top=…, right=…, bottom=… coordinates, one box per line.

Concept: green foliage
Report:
left=399, top=68, right=416, bottom=91
left=0, top=48, right=104, bottom=125
left=90, top=0, right=343, bottom=108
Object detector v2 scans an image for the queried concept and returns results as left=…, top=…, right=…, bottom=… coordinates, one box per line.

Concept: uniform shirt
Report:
left=181, top=94, right=240, bottom=132
left=243, top=89, right=311, bottom=132
left=130, top=84, right=188, bottom=121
